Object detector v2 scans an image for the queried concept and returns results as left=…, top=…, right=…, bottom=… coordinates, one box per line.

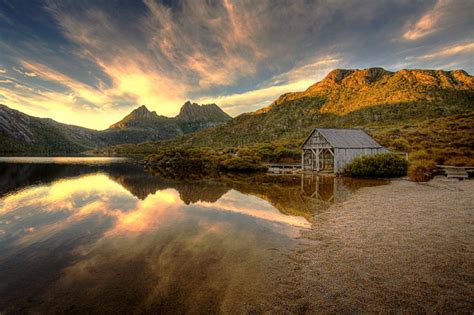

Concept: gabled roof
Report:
left=303, top=128, right=383, bottom=149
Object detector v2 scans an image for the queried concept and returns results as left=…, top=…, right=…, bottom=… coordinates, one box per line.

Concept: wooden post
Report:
left=316, top=148, right=320, bottom=172
left=301, top=173, right=304, bottom=194
left=301, top=151, right=305, bottom=171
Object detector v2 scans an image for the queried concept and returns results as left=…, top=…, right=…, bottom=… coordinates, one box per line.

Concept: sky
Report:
left=0, top=0, right=473, bottom=130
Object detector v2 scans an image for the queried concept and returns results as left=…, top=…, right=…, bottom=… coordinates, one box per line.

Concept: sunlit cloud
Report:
left=198, top=55, right=342, bottom=114
left=403, top=0, right=447, bottom=40
left=143, top=0, right=264, bottom=88
left=0, top=0, right=472, bottom=128
left=197, top=80, right=313, bottom=115
left=419, top=42, right=474, bottom=60
left=13, top=67, right=37, bottom=78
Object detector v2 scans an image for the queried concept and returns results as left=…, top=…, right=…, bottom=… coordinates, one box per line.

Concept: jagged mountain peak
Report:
left=176, top=101, right=231, bottom=123
left=128, top=105, right=158, bottom=118
left=109, top=105, right=161, bottom=129
left=107, top=101, right=230, bottom=135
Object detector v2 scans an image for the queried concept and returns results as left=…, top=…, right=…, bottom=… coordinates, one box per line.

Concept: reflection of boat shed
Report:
left=301, top=128, right=387, bottom=173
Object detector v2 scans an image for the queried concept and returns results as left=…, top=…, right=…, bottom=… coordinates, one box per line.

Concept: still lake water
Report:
left=0, top=157, right=386, bottom=313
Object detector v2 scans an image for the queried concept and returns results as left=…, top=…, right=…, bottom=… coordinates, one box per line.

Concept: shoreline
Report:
left=267, top=177, right=474, bottom=313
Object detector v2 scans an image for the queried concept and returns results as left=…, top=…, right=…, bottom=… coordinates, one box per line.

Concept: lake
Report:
left=0, top=157, right=386, bottom=313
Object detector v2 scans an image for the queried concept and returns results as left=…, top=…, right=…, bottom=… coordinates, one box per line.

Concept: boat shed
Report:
left=301, top=128, right=387, bottom=173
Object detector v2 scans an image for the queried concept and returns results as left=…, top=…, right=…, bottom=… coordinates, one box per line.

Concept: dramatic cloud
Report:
left=198, top=55, right=343, bottom=114
left=0, top=0, right=472, bottom=128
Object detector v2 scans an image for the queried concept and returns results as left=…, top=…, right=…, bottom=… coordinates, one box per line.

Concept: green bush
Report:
left=342, top=153, right=408, bottom=178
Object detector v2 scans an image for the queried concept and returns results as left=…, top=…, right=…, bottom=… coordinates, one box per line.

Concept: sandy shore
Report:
left=271, top=177, right=474, bottom=313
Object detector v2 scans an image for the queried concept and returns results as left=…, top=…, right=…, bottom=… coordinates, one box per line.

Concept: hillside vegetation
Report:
left=99, top=68, right=474, bottom=167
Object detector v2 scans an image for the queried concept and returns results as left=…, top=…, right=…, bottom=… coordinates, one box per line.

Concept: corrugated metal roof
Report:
left=314, top=128, right=383, bottom=148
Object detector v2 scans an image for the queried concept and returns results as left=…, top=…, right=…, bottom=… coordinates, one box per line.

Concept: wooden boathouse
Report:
left=301, top=128, right=387, bottom=173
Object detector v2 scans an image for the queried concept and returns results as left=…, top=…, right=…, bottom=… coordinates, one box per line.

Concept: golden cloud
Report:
left=403, top=0, right=448, bottom=40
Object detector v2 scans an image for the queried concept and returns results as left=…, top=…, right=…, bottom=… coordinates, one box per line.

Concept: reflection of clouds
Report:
left=0, top=172, right=312, bottom=313
left=0, top=174, right=134, bottom=247
left=107, top=189, right=183, bottom=235
left=195, top=190, right=311, bottom=229
left=0, top=174, right=309, bottom=252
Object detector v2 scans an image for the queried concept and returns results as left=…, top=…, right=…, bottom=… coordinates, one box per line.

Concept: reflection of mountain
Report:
left=0, top=162, right=231, bottom=203
left=175, top=181, right=230, bottom=205
left=219, top=175, right=315, bottom=220
left=0, top=162, right=387, bottom=221
left=0, top=163, right=103, bottom=197
left=106, top=167, right=231, bottom=202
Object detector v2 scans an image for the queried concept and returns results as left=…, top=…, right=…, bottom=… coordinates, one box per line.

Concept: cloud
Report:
left=0, top=67, right=6, bottom=74
left=12, top=66, right=38, bottom=78
left=419, top=42, right=474, bottom=59
left=0, top=0, right=472, bottom=128
left=403, top=0, right=447, bottom=40
left=142, top=0, right=265, bottom=87
left=198, top=55, right=343, bottom=115
left=198, top=80, right=314, bottom=115
left=45, top=3, right=187, bottom=117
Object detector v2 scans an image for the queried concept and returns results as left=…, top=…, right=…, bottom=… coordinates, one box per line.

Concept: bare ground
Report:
left=270, top=178, right=474, bottom=313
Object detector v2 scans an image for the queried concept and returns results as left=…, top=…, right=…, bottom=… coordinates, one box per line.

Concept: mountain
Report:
left=0, top=104, right=103, bottom=153
left=0, top=102, right=231, bottom=153
left=175, top=101, right=231, bottom=133
left=103, top=105, right=183, bottom=145
left=102, top=102, right=231, bottom=145
left=270, top=67, right=473, bottom=114
left=2, top=67, right=472, bottom=155
left=176, top=101, right=231, bottom=122
left=109, top=105, right=166, bottom=129
left=156, top=68, right=473, bottom=149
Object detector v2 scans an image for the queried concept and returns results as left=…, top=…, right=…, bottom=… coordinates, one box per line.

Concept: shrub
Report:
left=409, top=150, right=431, bottom=161
left=408, top=159, right=436, bottom=182
left=219, top=157, right=265, bottom=172
left=342, top=153, right=408, bottom=178
left=443, top=156, right=474, bottom=167
left=254, top=144, right=300, bottom=163
left=255, top=144, right=275, bottom=161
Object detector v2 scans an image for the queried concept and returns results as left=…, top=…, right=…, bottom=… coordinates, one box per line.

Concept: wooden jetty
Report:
left=437, top=165, right=474, bottom=179
left=266, top=163, right=301, bottom=174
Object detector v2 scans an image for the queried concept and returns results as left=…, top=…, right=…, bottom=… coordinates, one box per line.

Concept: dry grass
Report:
left=372, top=113, right=474, bottom=167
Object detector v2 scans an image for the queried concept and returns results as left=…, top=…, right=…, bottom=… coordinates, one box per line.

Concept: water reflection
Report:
left=300, top=174, right=387, bottom=203
left=0, top=161, right=387, bottom=313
